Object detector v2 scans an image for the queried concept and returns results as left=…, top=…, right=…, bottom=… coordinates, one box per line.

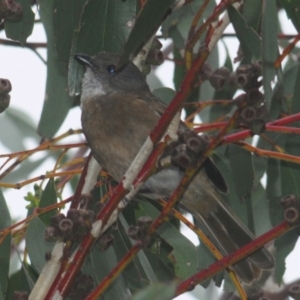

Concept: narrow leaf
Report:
left=0, top=189, right=11, bottom=298
left=227, top=5, right=261, bottom=62
left=68, top=0, right=136, bottom=95
left=227, top=145, right=254, bottom=201
left=279, top=0, right=300, bottom=32
left=118, top=0, right=176, bottom=68
left=262, top=0, right=279, bottom=109
left=4, top=0, right=35, bottom=44
left=26, top=217, right=56, bottom=273
left=37, top=0, right=74, bottom=138
left=131, top=282, right=176, bottom=300
left=39, top=179, right=58, bottom=225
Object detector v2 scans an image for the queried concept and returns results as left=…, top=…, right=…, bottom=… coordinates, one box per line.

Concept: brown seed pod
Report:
left=284, top=207, right=300, bottom=225
left=246, top=88, right=264, bottom=106
left=13, top=290, right=29, bottom=300
left=0, top=78, right=12, bottom=94
left=240, top=106, right=257, bottom=123
left=45, top=226, right=61, bottom=242
left=0, top=93, right=10, bottom=113
left=171, top=144, right=194, bottom=169
left=280, top=195, right=298, bottom=209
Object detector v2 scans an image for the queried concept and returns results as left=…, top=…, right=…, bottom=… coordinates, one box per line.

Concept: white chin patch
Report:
left=81, top=70, right=106, bottom=102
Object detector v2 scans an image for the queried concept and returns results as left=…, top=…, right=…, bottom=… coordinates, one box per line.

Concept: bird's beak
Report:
left=74, top=53, right=93, bottom=68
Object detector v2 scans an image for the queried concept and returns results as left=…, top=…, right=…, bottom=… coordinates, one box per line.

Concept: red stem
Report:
left=175, top=220, right=291, bottom=296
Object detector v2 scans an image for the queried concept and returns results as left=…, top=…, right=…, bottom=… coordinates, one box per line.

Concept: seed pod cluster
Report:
left=170, top=130, right=209, bottom=170
left=127, top=216, right=153, bottom=245
left=45, top=209, right=95, bottom=243
left=204, top=61, right=262, bottom=92
left=95, top=233, right=114, bottom=252
left=0, top=78, right=12, bottom=113
left=0, top=0, right=23, bottom=21
left=233, top=87, right=268, bottom=134
left=280, top=195, right=300, bottom=225
left=143, top=38, right=164, bottom=75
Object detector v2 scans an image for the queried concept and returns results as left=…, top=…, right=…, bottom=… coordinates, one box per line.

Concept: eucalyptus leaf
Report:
left=118, top=0, right=176, bottom=68
left=227, top=6, right=261, bottom=63
left=152, top=87, right=176, bottom=106
left=6, top=268, right=31, bottom=299
left=131, top=281, right=176, bottom=300
left=269, top=63, right=300, bottom=121
left=4, top=0, right=35, bottom=44
left=38, top=0, right=75, bottom=138
left=26, top=217, right=56, bottom=273
left=0, top=189, right=11, bottom=298
left=261, top=0, right=279, bottom=109
left=136, top=199, right=198, bottom=279
left=0, top=107, right=38, bottom=152
left=90, top=246, right=129, bottom=300
left=216, top=150, right=248, bottom=227
left=279, top=0, right=300, bottom=32
left=112, top=211, right=154, bottom=292
left=274, top=229, right=299, bottom=284
left=227, top=145, right=254, bottom=201
left=68, top=0, right=136, bottom=95
left=53, top=0, right=86, bottom=63
left=242, top=0, right=262, bottom=30
left=39, top=179, right=58, bottom=225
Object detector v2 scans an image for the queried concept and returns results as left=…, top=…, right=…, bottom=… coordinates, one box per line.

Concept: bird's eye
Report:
left=107, top=64, right=116, bottom=74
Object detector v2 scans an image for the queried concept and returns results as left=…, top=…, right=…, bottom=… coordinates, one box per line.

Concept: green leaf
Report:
left=291, top=62, right=300, bottom=113
left=274, top=229, right=299, bottom=284
left=266, top=156, right=283, bottom=227
left=0, top=107, right=39, bottom=152
left=22, top=263, right=38, bottom=289
left=227, top=5, right=261, bottom=63
left=270, top=63, right=300, bottom=120
left=90, top=241, right=128, bottom=299
left=4, top=0, right=35, bottom=44
left=199, top=46, right=219, bottom=123
left=261, top=0, right=279, bottom=109
left=242, top=0, right=262, bottom=30
left=152, top=87, right=176, bottom=106
left=26, top=217, right=56, bottom=273
left=212, top=151, right=248, bottom=227
left=37, top=0, right=74, bottom=138
left=196, top=243, right=220, bottom=288
left=118, top=0, right=176, bottom=68
left=6, top=268, right=31, bottom=299
left=131, top=281, right=176, bottom=300
left=251, top=182, right=272, bottom=236
left=112, top=209, right=156, bottom=292
left=119, top=214, right=158, bottom=282
left=0, top=190, right=11, bottom=298
left=227, top=145, right=254, bottom=201
left=136, top=199, right=198, bottom=279
left=279, top=0, right=300, bottom=32
left=39, top=179, right=58, bottom=225
left=172, top=46, right=185, bottom=90
left=161, top=5, right=186, bottom=38
left=280, top=160, right=300, bottom=197
left=165, top=0, right=215, bottom=51
left=53, top=0, right=87, bottom=63
left=68, top=0, right=137, bottom=96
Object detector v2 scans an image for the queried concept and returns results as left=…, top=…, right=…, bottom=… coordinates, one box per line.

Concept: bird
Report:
left=74, top=51, right=274, bottom=284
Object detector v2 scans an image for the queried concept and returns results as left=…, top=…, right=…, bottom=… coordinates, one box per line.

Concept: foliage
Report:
left=0, top=0, right=300, bottom=299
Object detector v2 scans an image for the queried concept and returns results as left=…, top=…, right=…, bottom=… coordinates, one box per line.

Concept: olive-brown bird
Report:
left=75, top=51, right=274, bottom=283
